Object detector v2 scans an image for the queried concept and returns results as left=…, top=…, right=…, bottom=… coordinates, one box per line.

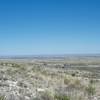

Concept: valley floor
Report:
left=0, top=56, right=100, bottom=100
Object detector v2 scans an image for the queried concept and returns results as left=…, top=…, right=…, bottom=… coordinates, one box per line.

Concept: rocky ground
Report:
left=0, top=56, right=100, bottom=100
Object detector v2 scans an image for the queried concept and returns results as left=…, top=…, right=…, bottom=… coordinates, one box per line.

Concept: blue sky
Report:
left=0, top=0, right=100, bottom=55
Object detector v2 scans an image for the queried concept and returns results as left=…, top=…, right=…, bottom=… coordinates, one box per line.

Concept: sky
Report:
left=0, top=0, right=100, bottom=55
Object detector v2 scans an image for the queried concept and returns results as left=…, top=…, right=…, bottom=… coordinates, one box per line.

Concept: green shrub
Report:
left=11, top=63, right=20, bottom=68
left=86, top=84, right=96, bottom=96
left=40, top=91, right=54, bottom=100
left=0, top=96, right=5, bottom=100
left=89, top=79, right=96, bottom=84
left=54, top=95, right=70, bottom=100
left=71, top=73, right=76, bottom=77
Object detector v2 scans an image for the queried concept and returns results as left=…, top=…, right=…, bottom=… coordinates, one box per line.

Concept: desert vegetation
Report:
left=0, top=56, right=100, bottom=100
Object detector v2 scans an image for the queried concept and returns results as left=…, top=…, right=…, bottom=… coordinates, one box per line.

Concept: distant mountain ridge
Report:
left=0, top=54, right=100, bottom=59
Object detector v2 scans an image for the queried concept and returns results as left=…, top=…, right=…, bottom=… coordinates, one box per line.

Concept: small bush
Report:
left=86, top=84, right=96, bottom=96
left=0, top=96, right=5, bottom=100
left=40, top=91, right=54, bottom=100
left=74, top=79, right=81, bottom=87
left=71, top=73, right=76, bottom=77
left=11, top=63, right=20, bottom=68
left=54, top=94, right=70, bottom=100
left=89, top=79, right=96, bottom=84
left=64, top=78, right=71, bottom=85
